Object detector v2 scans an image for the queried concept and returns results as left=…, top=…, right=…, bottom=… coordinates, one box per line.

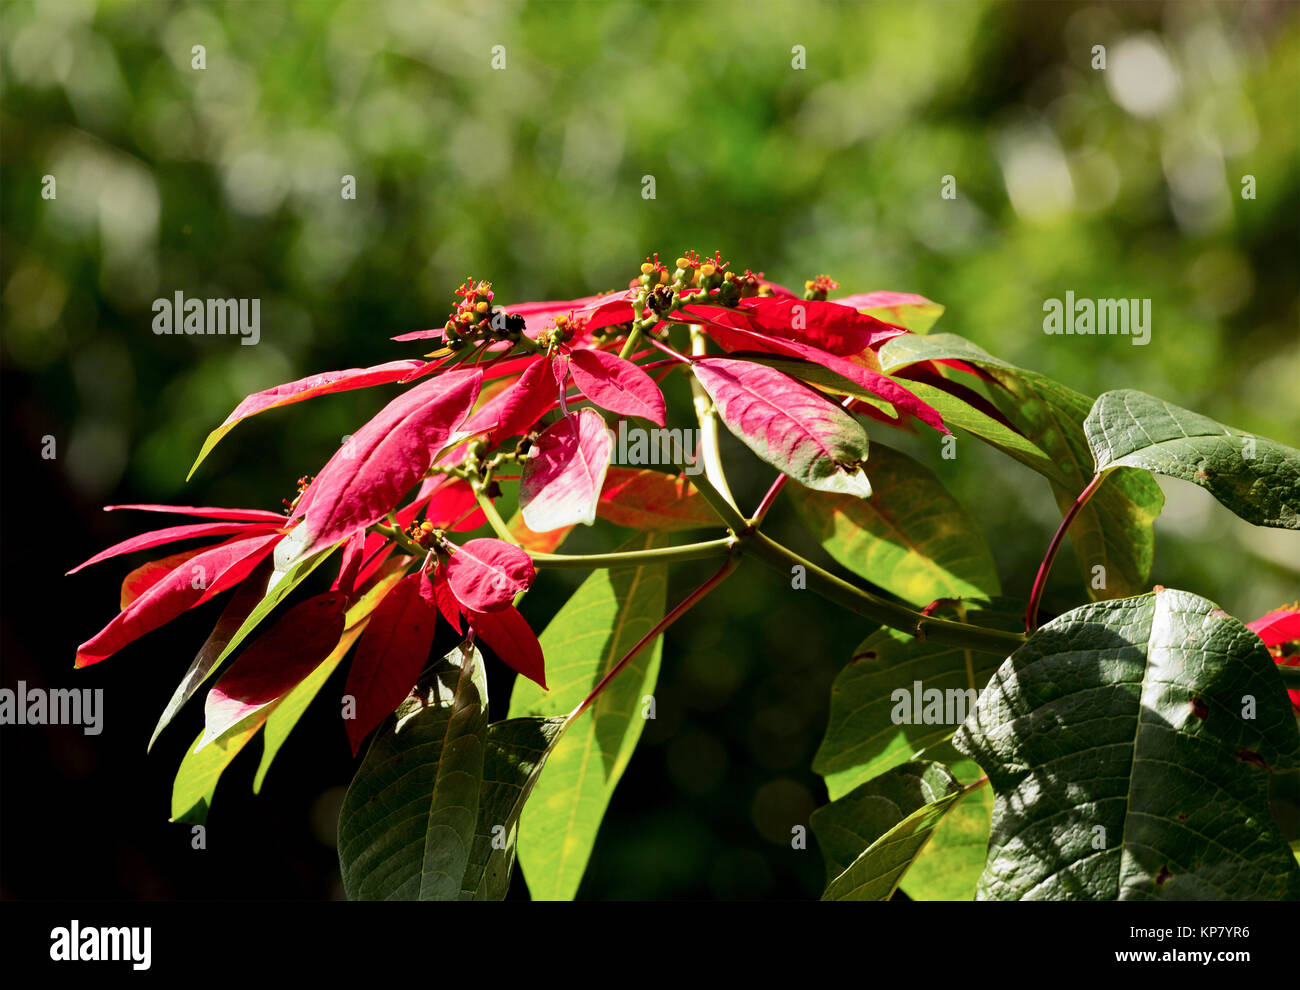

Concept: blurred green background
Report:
left=2, top=0, right=1297, bottom=900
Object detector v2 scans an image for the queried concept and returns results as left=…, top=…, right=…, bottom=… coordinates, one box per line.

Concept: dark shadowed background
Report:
left=2, top=0, right=1298, bottom=900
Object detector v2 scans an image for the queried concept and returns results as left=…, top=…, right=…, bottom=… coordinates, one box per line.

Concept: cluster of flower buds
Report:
left=440, top=277, right=527, bottom=347
left=407, top=519, right=446, bottom=553
left=540, top=312, right=582, bottom=349
left=804, top=274, right=840, bottom=301
left=282, top=474, right=313, bottom=514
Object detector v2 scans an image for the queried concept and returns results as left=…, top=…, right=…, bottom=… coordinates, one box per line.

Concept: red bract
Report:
left=567, top=348, right=667, bottom=425
left=466, top=605, right=546, bottom=688
left=343, top=574, right=439, bottom=754
left=285, top=369, right=483, bottom=561
left=444, top=538, right=535, bottom=612
left=691, top=358, right=874, bottom=499
left=831, top=291, right=945, bottom=333
left=597, top=468, right=718, bottom=531
left=1248, top=606, right=1300, bottom=710
left=519, top=409, right=614, bottom=531
left=188, top=360, right=431, bottom=479
left=696, top=296, right=907, bottom=355
left=201, top=591, right=348, bottom=746
left=67, top=520, right=283, bottom=575
left=75, top=532, right=282, bottom=668
left=693, top=316, right=948, bottom=434
left=105, top=504, right=287, bottom=523
left=460, top=354, right=562, bottom=444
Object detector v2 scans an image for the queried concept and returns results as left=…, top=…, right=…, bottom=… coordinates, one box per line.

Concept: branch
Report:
left=1025, top=473, right=1104, bottom=633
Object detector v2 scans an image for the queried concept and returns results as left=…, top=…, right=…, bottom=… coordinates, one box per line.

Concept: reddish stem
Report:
left=750, top=475, right=788, bottom=526
left=567, top=552, right=740, bottom=722
left=1025, top=473, right=1104, bottom=634
left=649, top=337, right=695, bottom=365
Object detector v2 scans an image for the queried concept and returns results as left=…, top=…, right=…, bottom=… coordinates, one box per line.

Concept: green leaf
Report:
left=170, top=717, right=267, bottom=825
left=881, top=333, right=1164, bottom=599
left=507, top=532, right=670, bottom=900
left=254, top=560, right=410, bottom=792
left=464, top=716, right=567, bottom=900
left=901, top=741, right=991, bottom=900
left=813, top=600, right=1020, bottom=799
left=953, top=588, right=1300, bottom=900
left=792, top=443, right=1001, bottom=607
left=1085, top=389, right=1300, bottom=529
left=811, top=760, right=965, bottom=900
left=337, top=644, right=489, bottom=900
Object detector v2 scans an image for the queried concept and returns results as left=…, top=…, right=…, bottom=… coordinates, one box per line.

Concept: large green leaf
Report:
left=954, top=588, right=1300, bottom=900
left=792, top=443, right=1001, bottom=607
left=902, top=741, right=991, bottom=900
left=813, top=600, right=1020, bottom=800
left=881, top=333, right=1164, bottom=599
left=507, top=532, right=669, bottom=900
left=464, top=716, right=567, bottom=900
left=811, top=760, right=965, bottom=900
left=1085, top=389, right=1300, bottom=529
left=338, top=644, right=489, bottom=900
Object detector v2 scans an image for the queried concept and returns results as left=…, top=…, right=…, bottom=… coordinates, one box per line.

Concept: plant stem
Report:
left=371, top=523, right=423, bottom=556
left=567, top=552, right=741, bottom=722
left=687, top=324, right=740, bottom=514
left=684, top=468, right=750, bottom=536
left=618, top=324, right=644, bottom=360
left=1025, top=472, right=1104, bottom=633
left=473, top=487, right=521, bottom=546
left=530, top=536, right=736, bottom=570
left=750, top=475, right=788, bottom=527
left=743, top=530, right=1025, bottom=656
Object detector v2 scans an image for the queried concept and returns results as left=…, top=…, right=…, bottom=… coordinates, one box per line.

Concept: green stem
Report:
left=530, top=536, right=736, bottom=570
left=473, top=487, right=521, bottom=546
left=743, top=531, right=1025, bottom=656
left=684, top=468, right=750, bottom=536
left=688, top=323, right=739, bottom=510
left=371, top=523, right=423, bottom=557
left=618, top=323, right=644, bottom=360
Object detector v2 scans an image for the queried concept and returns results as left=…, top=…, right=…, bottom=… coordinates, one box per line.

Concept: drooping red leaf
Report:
left=68, top=520, right=280, bottom=575
left=188, top=360, right=429, bottom=479
left=468, top=605, right=546, bottom=688
left=333, top=531, right=367, bottom=598
left=691, top=358, right=874, bottom=499
left=119, top=547, right=209, bottom=609
left=696, top=319, right=948, bottom=434
left=519, top=409, right=614, bottom=531
left=568, top=348, right=667, bottom=425
left=597, top=468, right=718, bottom=531
left=201, top=591, right=347, bottom=746
left=444, top=538, right=535, bottom=612
left=430, top=568, right=463, bottom=634
left=286, top=369, right=483, bottom=561
left=105, top=504, right=288, bottom=523
left=460, top=355, right=562, bottom=444
left=342, top=574, right=439, bottom=755
left=831, top=291, right=945, bottom=333
left=75, top=532, right=282, bottom=668
left=694, top=297, right=906, bottom=354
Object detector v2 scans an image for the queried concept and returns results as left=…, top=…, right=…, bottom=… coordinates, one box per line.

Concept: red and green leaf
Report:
left=691, top=358, right=874, bottom=499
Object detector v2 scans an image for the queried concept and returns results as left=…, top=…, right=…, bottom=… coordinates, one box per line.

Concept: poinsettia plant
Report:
left=70, top=252, right=1300, bottom=900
